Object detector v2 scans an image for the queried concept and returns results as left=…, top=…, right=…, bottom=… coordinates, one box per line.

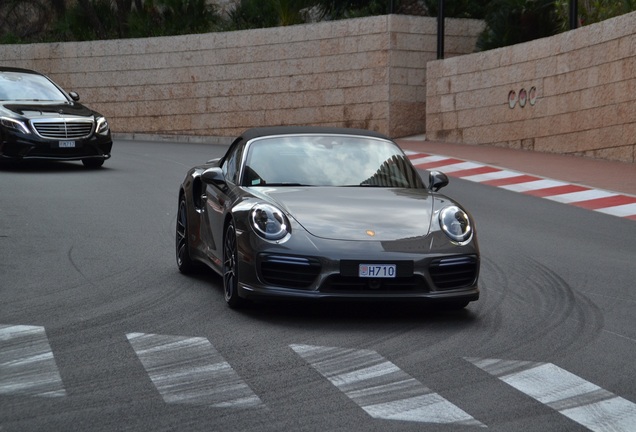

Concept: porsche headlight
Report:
left=439, top=206, right=472, bottom=243
left=250, top=203, right=290, bottom=241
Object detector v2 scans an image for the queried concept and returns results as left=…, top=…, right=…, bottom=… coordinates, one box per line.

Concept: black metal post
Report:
left=437, top=0, right=445, bottom=59
left=569, top=0, right=578, bottom=29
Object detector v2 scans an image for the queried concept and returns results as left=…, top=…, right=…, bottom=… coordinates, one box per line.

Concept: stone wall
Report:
left=426, top=11, right=636, bottom=163
left=0, top=15, right=482, bottom=139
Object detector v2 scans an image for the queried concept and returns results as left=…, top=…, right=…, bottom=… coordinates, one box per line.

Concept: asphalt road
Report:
left=1, top=139, right=635, bottom=432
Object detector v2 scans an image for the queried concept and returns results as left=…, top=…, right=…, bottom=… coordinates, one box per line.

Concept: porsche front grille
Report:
left=32, top=120, right=94, bottom=139
left=259, top=255, right=321, bottom=288
left=429, top=256, right=478, bottom=289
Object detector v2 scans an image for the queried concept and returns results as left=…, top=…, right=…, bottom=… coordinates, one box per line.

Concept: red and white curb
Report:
left=405, top=151, right=636, bottom=221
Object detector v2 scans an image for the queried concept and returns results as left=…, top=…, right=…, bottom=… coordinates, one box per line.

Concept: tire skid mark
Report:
left=514, top=257, right=604, bottom=359
left=472, top=252, right=604, bottom=361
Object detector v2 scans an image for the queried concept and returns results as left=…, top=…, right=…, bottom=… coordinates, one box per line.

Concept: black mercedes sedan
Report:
left=0, top=67, right=112, bottom=168
left=176, top=126, right=480, bottom=309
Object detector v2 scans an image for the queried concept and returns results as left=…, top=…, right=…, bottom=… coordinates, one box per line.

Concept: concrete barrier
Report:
left=3, top=12, right=632, bottom=163
left=426, top=11, right=636, bottom=163
left=0, top=15, right=481, bottom=139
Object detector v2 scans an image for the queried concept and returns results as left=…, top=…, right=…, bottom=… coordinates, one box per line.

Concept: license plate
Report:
left=59, top=140, right=76, bottom=148
left=359, top=264, right=396, bottom=278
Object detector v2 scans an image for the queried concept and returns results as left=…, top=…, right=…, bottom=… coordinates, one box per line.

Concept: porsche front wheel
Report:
left=223, top=221, right=244, bottom=308
left=176, top=197, right=195, bottom=274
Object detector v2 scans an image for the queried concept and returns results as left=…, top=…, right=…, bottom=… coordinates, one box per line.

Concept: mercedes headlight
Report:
left=0, top=117, right=30, bottom=134
left=96, top=116, right=109, bottom=135
left=250, top=203, right=290, bottom=241
left=439, top=206, right=472, bottom=243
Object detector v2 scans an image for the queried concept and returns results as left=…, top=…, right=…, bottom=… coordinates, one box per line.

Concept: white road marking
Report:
left=466, top=357, right=636, bottom=432
left=596, top=203, right=636, bottom=217
left=500, top=179, right=568, bottom=192
left=545, top=189, right=618, bottom=204
left=0, top=324, right=66, bottom=397
left=404, top=149, right=636, bottom=220
left=461, top=169, right=523, bottom=183
left=436, top=161, right=486, bottom=173
left=127, top=332, right=263, bottom=408
left=291, top=344, right=484, bottom=426
left=409, top=154, right=450, bottom=165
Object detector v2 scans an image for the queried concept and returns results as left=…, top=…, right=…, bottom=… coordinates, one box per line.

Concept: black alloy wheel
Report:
left=176, top=197, right=195, bottom=273
left=223, top=221, right=244, bottom=308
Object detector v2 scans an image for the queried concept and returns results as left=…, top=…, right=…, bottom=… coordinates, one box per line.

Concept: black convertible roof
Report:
left=238, top=126, right=391, bottom=142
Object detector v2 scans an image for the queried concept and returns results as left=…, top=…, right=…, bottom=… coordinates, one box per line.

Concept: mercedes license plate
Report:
left=59, top=140, right=76, bottom=148
left=359, top=264, right=396, bottom=278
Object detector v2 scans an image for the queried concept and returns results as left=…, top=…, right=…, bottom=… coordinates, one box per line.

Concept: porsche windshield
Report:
left=0, top=72, right=68, bottom=102
left=242, top=135, right=425, bottom=188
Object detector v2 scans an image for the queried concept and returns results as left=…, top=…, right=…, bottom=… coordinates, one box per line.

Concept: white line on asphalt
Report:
left=127, top=332, right=263, bottom=408
left=291, top=344, right=485, bottom=426
left=500, top=179, right=568, bottom=192
left=405, top=150, right=636, bottom=219
left=466, top=357, right=636, bottom=432
left=434, top=161, right=485, bottom=173
left=596, top=202, right=636, bottom=217
left=0, top=324, right=66, bottom=397
left=545, top=189, right=618, bottom=204
left=460, top=169, right=523, bottom=183
left=409, top=154, right=450, bottom=165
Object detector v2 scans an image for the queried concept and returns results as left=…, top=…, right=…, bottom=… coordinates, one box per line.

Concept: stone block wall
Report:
left=0, top=15, right=482, bottom=139
left=426, top=11, right=636, bottom=163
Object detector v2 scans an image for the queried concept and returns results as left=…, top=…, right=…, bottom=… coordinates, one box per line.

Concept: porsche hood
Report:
left=260, top=187, right=435, bottom=241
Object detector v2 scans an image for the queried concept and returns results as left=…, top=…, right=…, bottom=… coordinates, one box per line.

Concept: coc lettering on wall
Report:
left=508, top=86, right=537, bottom=108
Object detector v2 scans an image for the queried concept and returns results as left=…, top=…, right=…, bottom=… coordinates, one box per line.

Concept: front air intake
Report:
left=259, top=254, right=321, bottom=288
left=429, top=255, right=479, bottom=289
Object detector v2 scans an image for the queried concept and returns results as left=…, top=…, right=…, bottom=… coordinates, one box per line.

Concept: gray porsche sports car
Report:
left=176, top=127, right=479, bottom=308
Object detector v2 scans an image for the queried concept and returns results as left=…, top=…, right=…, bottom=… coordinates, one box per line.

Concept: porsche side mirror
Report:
left=69, top=91, right=80, bottom=101
left=428, top=170, right=449, bottom=192
left=201, top=167, right=226, bottom=186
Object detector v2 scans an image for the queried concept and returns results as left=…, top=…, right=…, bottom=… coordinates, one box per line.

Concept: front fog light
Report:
left=439, top=206, right=472, bottom=243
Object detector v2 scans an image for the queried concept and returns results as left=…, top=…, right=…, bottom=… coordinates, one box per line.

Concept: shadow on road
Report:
left=0, top=159, right=109, bottom=173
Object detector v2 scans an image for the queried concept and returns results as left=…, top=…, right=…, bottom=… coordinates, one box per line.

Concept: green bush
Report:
left=54, top=0, right=120, bottom=41
left=49, top=0, right=221, bottom=41
left=476, top=0, right=562, bottom=51
left=422, top=0, right=490, bottom=19
left=554, top=0, right=636, bottom=29
left=3, top=0, right=636, bottom=44
left=223, top=0, right=280, bottom=30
